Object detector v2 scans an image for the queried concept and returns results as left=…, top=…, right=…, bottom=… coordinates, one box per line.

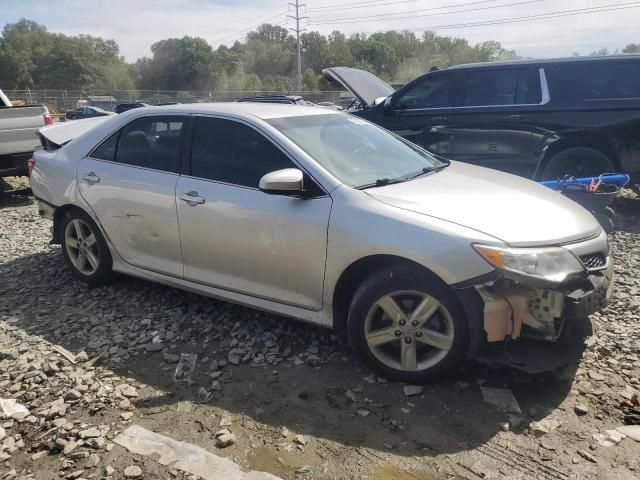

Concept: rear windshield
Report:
left=547, top=60, right=640, bottom=103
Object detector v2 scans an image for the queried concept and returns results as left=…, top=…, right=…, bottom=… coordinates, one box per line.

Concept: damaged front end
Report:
left=457, top=232, right=614, bottom=371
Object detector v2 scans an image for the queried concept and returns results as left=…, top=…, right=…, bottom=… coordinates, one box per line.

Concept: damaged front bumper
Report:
left=458, top=256, right=614, bottom=349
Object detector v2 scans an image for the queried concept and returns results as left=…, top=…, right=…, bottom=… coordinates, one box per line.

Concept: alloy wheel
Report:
left=364, top=290, right=454, bottom=372
left=64, top=219, right=100, bottom=275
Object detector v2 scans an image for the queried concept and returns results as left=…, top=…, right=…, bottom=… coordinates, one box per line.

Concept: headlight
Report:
left=473, top=244, right=584, bottom=283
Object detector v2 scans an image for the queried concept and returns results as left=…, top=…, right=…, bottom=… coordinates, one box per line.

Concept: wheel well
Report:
left=52, top=204, right=82, bottom=244
left=331, top=255, right=449, bottom=332
left=536, top=137, right=619, bottom=179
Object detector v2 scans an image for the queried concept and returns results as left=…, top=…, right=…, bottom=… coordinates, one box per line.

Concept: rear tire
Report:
left=60, top=208, right=114, bottom=286
left=347, top=266, right=469, bottom=383
left=541, top=147, right=614, bottom=180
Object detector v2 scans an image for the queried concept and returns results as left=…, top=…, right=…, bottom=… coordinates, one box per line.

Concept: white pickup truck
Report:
left=0, top=89, right=52, bottom=177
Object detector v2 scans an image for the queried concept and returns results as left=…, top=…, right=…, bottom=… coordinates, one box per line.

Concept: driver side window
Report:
left=190, top=117, right=296, bottom=188
left=395, top=73, right=454, bottom=109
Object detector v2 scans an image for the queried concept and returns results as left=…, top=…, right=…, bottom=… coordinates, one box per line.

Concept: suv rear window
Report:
left=546, top=61, right=640, bottom=103
left=463, top=68, right=537, bottom=106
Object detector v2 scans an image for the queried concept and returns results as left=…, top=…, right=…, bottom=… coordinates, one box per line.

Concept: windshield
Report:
left=267, top=114, right=445, bottom=188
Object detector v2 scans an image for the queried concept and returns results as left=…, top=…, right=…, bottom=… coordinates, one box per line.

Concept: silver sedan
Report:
left=30, top=104, right=613, bottom=382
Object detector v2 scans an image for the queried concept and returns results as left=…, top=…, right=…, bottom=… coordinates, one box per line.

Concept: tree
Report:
left=623, top=43, right=640, bottom=53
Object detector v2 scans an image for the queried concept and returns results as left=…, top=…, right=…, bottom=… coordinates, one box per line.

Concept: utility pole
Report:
left=288, top=0, right=307, bottom=91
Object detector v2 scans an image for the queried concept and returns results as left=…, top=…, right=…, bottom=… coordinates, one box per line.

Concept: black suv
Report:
left=114, top=102, right=149, bottom=114
left=324, top=55, right=640, bottom=181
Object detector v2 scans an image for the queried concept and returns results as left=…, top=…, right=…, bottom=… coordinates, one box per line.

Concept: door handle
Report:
left=82, top=172, right=100, bottom=184
left=179, top=191, right=206, bottom=205
left=431, top=116, right=448, bottom=122
left=504, top=114, right=525, bottom=120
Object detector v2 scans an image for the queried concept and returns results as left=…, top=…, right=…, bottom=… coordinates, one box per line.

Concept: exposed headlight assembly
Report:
left=473, top=244, right=585, bottom=284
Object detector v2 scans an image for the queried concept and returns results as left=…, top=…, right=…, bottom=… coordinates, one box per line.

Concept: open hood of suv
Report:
left=322, top=67, right=395, bottom=108
left=366, top=161, right=602, bottom=247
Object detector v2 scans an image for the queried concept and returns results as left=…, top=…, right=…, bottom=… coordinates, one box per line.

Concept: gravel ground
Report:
left=1, top=177, right=639, bottom=480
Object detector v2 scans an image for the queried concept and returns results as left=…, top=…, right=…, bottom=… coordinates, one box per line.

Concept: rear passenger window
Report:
left=547, top=61, right=640, bottom=103
left=190, top=117, right=295, bottom=188
left=463, top=69, right=536, bottom=106
left=114, top=116, right=185, bottom=172
left=91, top=132, right=119, bottom=161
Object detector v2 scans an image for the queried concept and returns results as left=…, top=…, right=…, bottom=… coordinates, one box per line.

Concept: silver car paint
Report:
left=31, top=104, right=605, bottom=330
left=366, top=161, right=602, bottom=247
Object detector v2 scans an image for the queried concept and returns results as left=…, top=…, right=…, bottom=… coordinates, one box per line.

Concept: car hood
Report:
left=38, top=116, right=111, bottom=147
left=366, top=162, right=602, bottom=247
left=322, top=67, right=395, bottom=108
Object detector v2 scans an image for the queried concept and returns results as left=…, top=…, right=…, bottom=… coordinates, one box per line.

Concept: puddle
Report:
left=247, top=446, right=302, bottom=478
left=370, top=465, right=444, bottom=480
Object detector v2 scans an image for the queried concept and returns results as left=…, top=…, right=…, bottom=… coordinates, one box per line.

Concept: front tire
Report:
left=541, top=147, right=614, bottom=180
left=347, top=266, right=469, bottom=383
left=60, top=208, right=113, bottom=286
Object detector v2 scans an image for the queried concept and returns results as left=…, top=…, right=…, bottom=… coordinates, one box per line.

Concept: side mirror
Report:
left=259, top=168, right=304, bottom=195
left=383, top=96, right=395, bottom=115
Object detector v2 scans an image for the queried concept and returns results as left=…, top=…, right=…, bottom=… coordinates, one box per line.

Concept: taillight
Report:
left=27, top=158, right=35, bottom=176
left=43, top=113, right=53, bottom=126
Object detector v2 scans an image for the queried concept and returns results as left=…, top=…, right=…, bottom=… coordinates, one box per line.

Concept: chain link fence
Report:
left=4, top=89, right=355, bottom=114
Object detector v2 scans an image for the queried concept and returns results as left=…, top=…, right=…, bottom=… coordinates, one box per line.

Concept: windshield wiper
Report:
left=356, top=160, right=450, bottom=190
left=405, top=161, right=450, bottom=180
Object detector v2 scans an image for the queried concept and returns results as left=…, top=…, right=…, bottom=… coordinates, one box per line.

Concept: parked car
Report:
left=0, top=88, right=52, bottom=177
left=235, top=95, right=309, bottom=105
left=114, top=102, right=149, bottom=114
left=30, top=104, right=613, bottom=382
left=324, top=55, right=640, bottom=182
left=66, top=106, right=112, bottom=120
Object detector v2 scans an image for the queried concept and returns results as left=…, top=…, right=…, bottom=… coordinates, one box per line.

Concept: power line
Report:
left=309, top=0, right=546, bottom=25
left=210, top=10, right=287, bottom=45
left=308, top=0, right=420, bottom=12
left=212, top=6, right=286, bottom=37
left=355, top=2, right=640, bottom=34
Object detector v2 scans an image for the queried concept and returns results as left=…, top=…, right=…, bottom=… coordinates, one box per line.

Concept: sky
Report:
left=1, top=0, right=638, bottom=61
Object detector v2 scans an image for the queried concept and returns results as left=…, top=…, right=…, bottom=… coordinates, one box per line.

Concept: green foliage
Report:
left=623, top=43, right=640, bottom=53
left=1, top=19, right=524, bottom=92
left=0, top=19, right=133, bottom=90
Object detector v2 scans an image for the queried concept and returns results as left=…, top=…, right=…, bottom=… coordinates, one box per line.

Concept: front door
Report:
left=77, top=115, right=186, bottom=277
left=176, top=116, right=332, bottom=309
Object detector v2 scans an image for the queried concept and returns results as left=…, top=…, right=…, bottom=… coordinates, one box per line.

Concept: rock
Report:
left=124, top=465, right=143, bottom=478
left=31, top=450, right=48, bottom=460
left=574, top=404, right=589, bottom=416
left=65, top=389, right=83, bottom=401
left=593, top=429, right=625, bottom=447
left=294, top=434, right=307, bottom=445
left=228, top=351, right=240, bottom=366
left=145, top=343, right=163, bottom=352
left=295, top=466, right=311, bottom=475
left=105, top=466, right=116, bottom=476
left=356, top=408, right=370, bottom=417
left=577, top=449, right=598, bottom=463
left=162, top=353, right=180, bottom=363
left=0, top=427, right=5, bottom=442
left=616, top=425, right=640, bottom=442
left=78, top=427, right=101, bottom=439
left=120, top=386, right=138, bottom=398
left=508, top=414, right=524, bottom=428
left=530, top=419, right=561, bottom=435
left=67, top=470, right=85, bottom=479
left=211, top=381, right=222, bottom=391
left=120, top=412, right=134, bottom=421
left=216, top=433, right=236, bottom=448
left=306, top=355, right=321, bottom=367
left=75, top=351, right=89, bottom=362
left=345, top=390, right=357, bottom=403
left=280, top=427, right=289, bottom=438
left=403, top=385, right=423, bottom=397
left=63, top=440, right=78, bottom=455
left=87, top=453, right=101, bottom=467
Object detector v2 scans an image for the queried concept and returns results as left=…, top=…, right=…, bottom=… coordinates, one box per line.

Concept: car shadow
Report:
left=0, top=246, right=583, bottom=460
left=0, top=178, right=33, bottom=209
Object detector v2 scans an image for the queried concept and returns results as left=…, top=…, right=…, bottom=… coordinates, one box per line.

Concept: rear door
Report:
left=446, top=66, right=541, bottom=176
left=383, top=70, right=459, bottom=155
left=77, top=115, right=186, bottom=277
left=175, top=116, right=332, bottom=309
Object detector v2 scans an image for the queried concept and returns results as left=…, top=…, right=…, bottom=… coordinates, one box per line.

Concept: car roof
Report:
left=449, top=54, right=640, bottom=70
left=132, top=102, right=338, bottom=120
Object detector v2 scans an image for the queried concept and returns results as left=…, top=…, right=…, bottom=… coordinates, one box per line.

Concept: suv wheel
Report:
left=347, top=266, right=469, bottom=382
left=60, top=208, right=113, bottom=286
left=541, top=147, right=614, bottom=180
